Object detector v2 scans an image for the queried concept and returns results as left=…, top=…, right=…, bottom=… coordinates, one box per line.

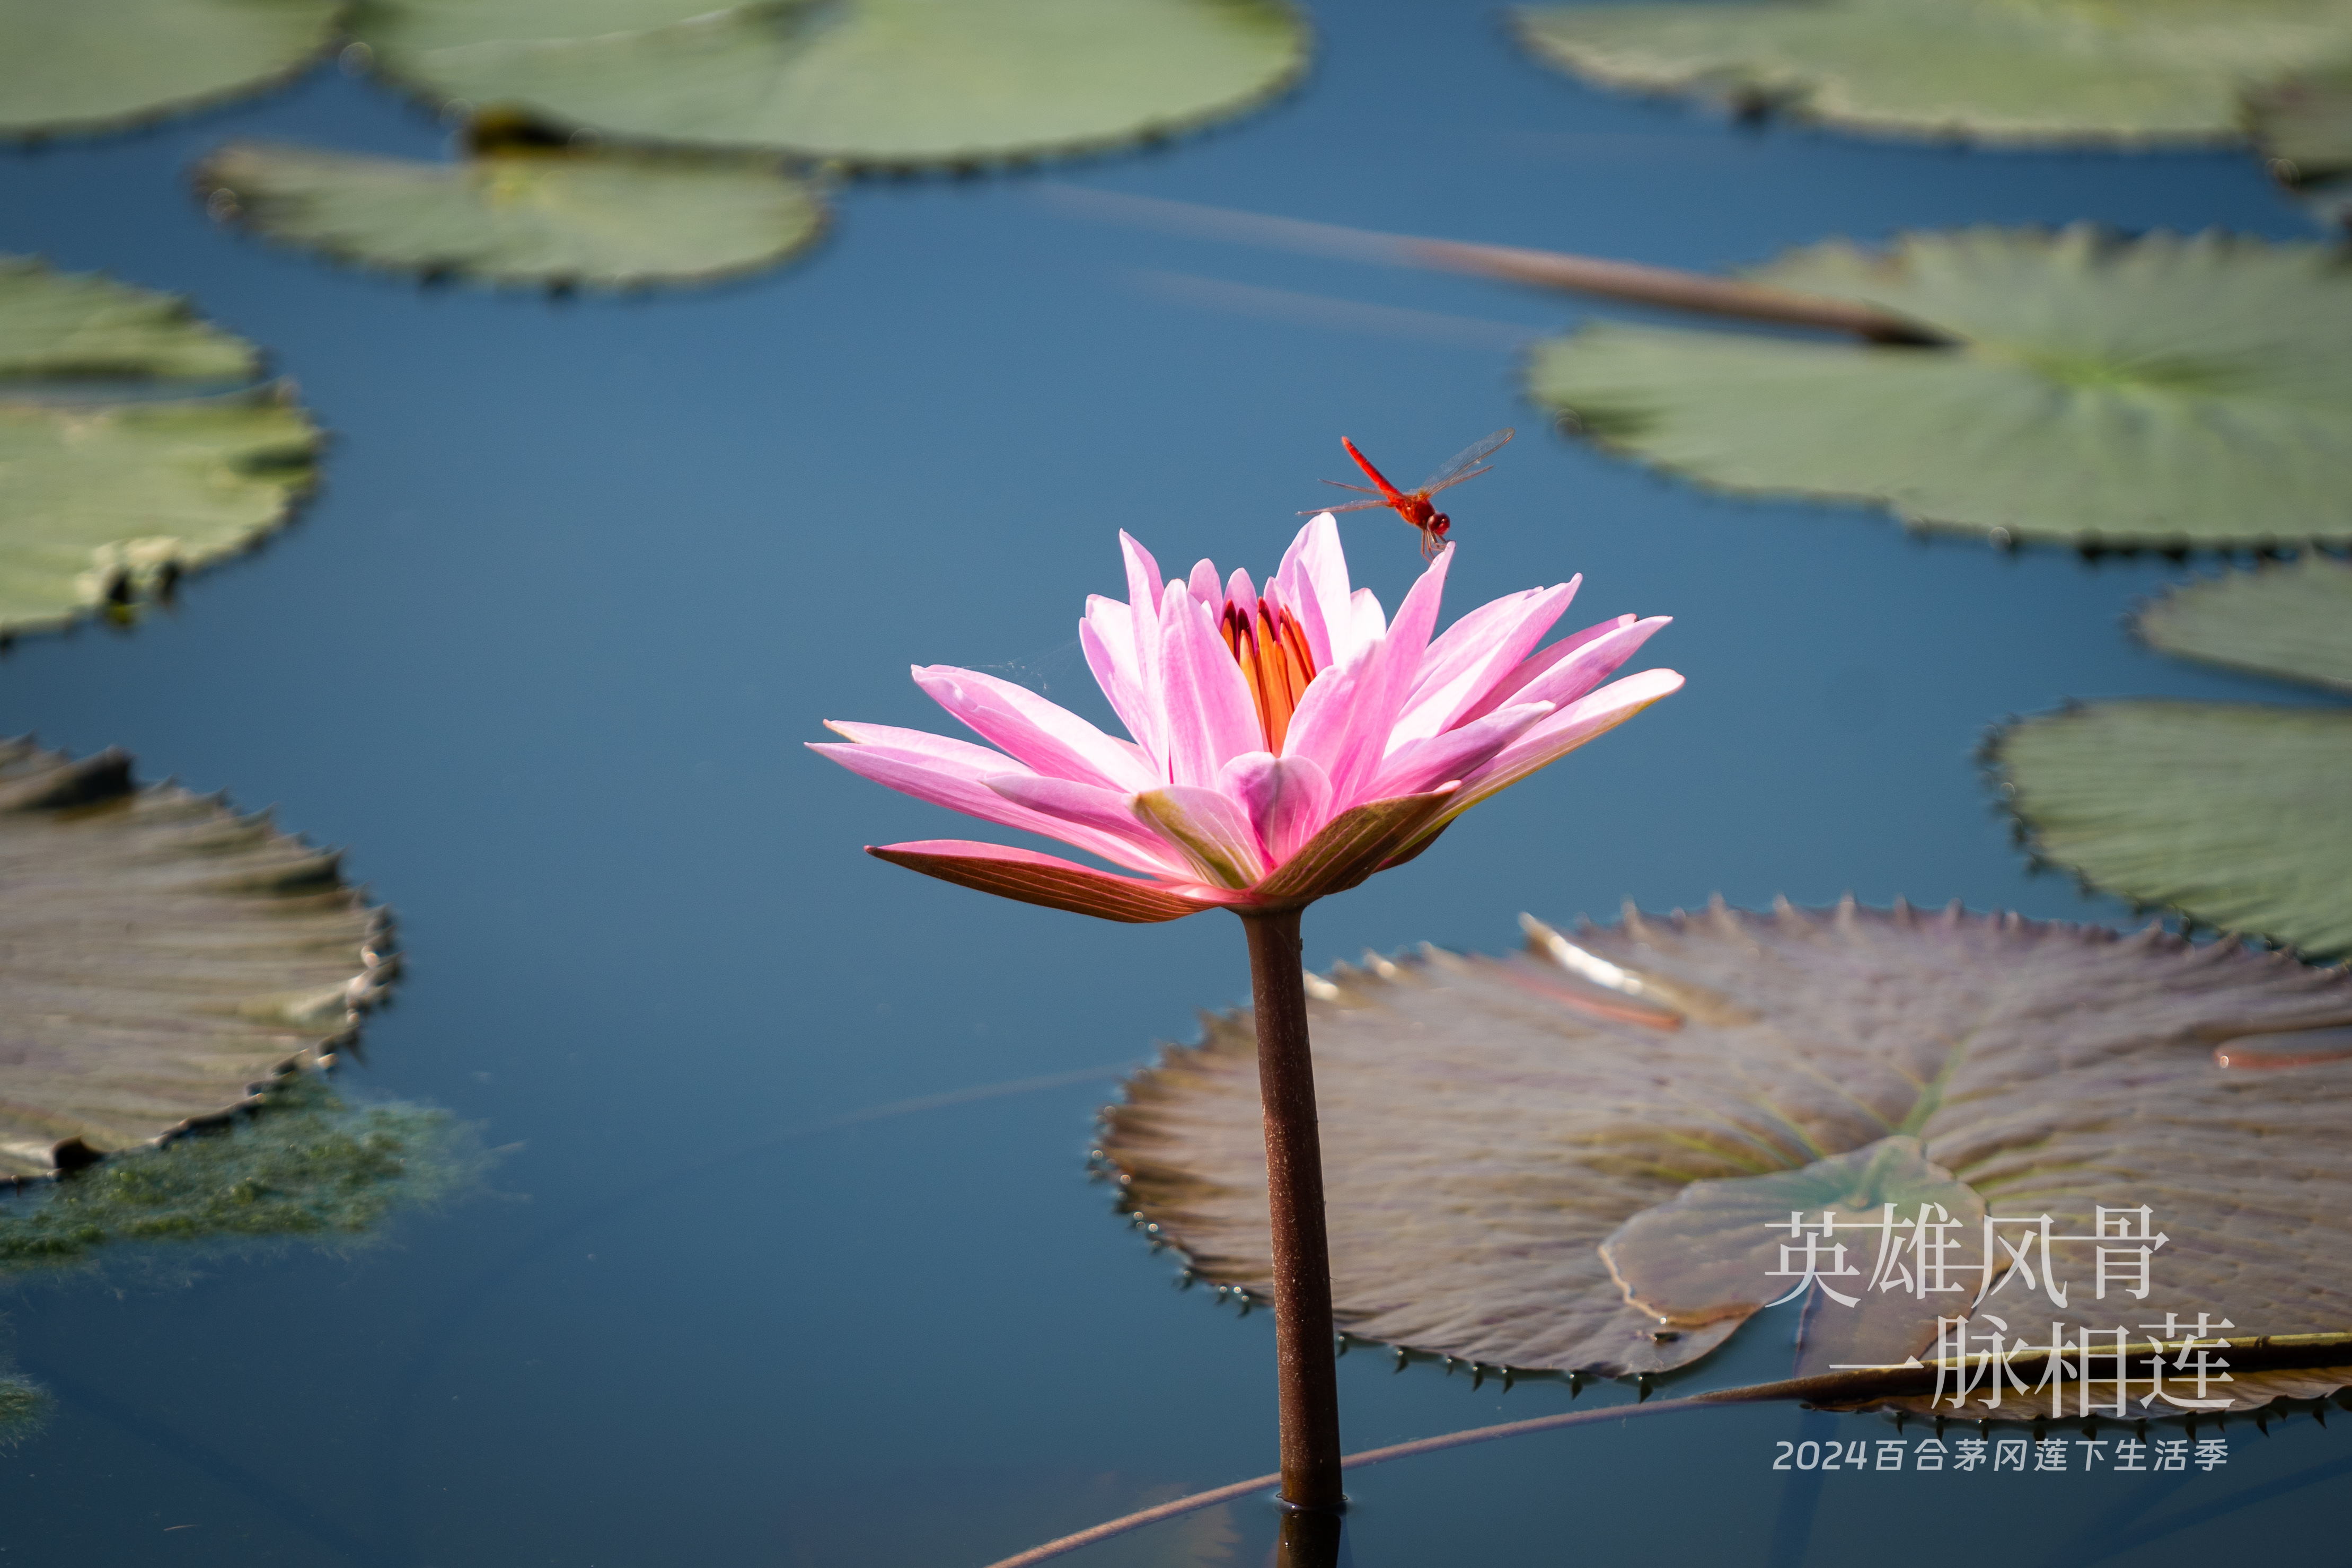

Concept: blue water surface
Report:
left=2, top=2, right=2345, bottom=1563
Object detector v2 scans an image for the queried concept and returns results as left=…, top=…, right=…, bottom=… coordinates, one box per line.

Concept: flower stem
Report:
left=1240, top=907, right=1345, bottom=1513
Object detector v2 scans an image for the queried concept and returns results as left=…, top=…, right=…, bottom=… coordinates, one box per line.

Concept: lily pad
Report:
left=194, top=136, right=829, bottom=288
left=0, top=258, right=320, bottom=638
left=1099, top=901, right=2352, bottom=1391
left=2135, top=556, right=2352, bottom=693
left=0, top=257, right=257, bottom=382
left=0, top=1075, right=470, bottom=1270
left=0, top=1377, right=39, bottom=1440
left=0, top=0, right=340, bottom=140
left=1526, top=225, right=2352, bottom=549
left=0, top=737, right=394, bottom=1180
left=1990, top=703, right=2352, bottom=957
left=2249, top=65, right=2352, bottom=181
left=1509, top=0, right=2352, bottom=146
left=349, top=0, right=1310, bottom=168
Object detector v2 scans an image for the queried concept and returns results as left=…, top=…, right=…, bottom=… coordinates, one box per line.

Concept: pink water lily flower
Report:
left=812, top=516, right=1680, bottom=921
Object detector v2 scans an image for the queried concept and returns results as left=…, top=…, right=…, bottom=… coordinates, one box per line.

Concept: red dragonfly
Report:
left=1302, top=428, right=1514, bottom=558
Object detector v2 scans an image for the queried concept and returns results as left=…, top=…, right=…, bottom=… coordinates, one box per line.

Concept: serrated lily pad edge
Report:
left=0, top=741, right=400, bottom=1189
left=1978, top=711, right=2352, bottom=957
left=1, top=13, right=343, bottom=145
left=353, top=5, right=1317, bottom=176
left=189, top=142, right=835, bottom=290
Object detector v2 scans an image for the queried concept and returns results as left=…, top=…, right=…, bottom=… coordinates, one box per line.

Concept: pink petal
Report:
left=1132, top=785, right=1270, bottom=889
left=1252, top=785, right=1459, bottom=905
left=913, top=664, right=1155, bottom=791
left=1278, top=514, right=1353, bottom=667
left=1486, top=616, right=1672, bottom=715
left=1346, top=587, right=1386, bottom=655
left=1391, top=578, right=1580, bottom=744
left=983, top=774, right=1190, bottom=875
left=1225, top=566, right=1255, bottom=608
left=822, top=720, right=1020, bottom=776
left=1217, top=751, right=1334, bottom=865
left=1445, top=667, right=1686, bottom=818
left=1120, top=532, right=1167, bottom=756
left=867, top=841, right=1218, bottom=923
left=1155, top=580, right=1264, bottom=788
left=1281, top=545, right=1453, bottom=809
left=1367, top=701, right=1553, bottom=799
left=809, top=741, right=1167, bottom=875
left=1187, top=558, right=1223, bottom=606
left=1457, top=613, right=1636, bottom=725
left=1080, top=600, right=1159, bottom=766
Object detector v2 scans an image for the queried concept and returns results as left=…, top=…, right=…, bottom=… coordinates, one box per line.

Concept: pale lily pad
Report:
left=350, top=0, right=1309, bottom=168
left=1510, top=0, right=2352, bottom=146
left=2249, top=65, right=2352, bottom=181
left=195, top=137, right=828, bottom=288
left=0, top=258, right=319, bottom=638
left=0, top=0, right=340, bottom=140
left=2136, top=556, right=2352, bottom=693
left=1991, top=703, right=2352, bottom=957
left=1527, top=226, right=2352, bottom=549
left=1100, top=901, right=2352, bottom=1390
left=0, top=257, right=257, bottom=382
left=0, top=738, right=394, bottom=1180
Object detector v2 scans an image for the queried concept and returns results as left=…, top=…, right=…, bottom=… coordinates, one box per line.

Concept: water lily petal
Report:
left=1252, top=784, right=1459, bottom=905
left=1279, top=513, right=1353, bottom=667
left=1368, top=701, right=1554, bottom=800
left=1393, top=578, right=1580, bottom=745
left=821, top=720, right=1020, bottom=776
left=1156, top=580, right=1265, bottom=788
left=866, top=841, right=1218, bottom=923
left=1080, top=598, right=1160, bottom=767
left=1133, top=784, right=1270, bottom=889
left=1120, top=531, right=1167, bottom=756
left=1457, top=613, right=1636, bottom=725
left=1187, top=558, right=1224, bottom=606
left=1282, top=545, right=1454, bottom=808
left=1444, top=667, right=1687, bottom=820
left=809, top=741, right=1167, bottom=874
left=913, top=664, right=1155, bottom=791
left=983, top=774, right=1190, bottom=874
left=1217, top=751, right=1334, bottom=865
left=1490, top=616, right=1673, bottom=715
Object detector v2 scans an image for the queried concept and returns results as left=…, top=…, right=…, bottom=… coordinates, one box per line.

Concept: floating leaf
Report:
left=194, top=136, right=829, bottom=288
left=0, top=1377, right=39, bottom=1440
left=2249, top=65, right=2352, bottom=181
left=1527, top=226, right=2352, bottom=549
left=0, top=0, right=340, bottom=140
left=0, top=257, right=257, bottom=381
left=1509, top=0, right=2352, bottom=146
left=1992, top=703, right=2352, bottom=957
left=2136, top=556, right=2352, bottom=694
left=0, top=738, right=394, bottom=1180
left=0, top=1076, right=472, bottom=1270
left=1100, top=902, right=2352, bottom=1393
left=0, top=258, right=319, bottom=638
left=350, top=0, right=1309, bottom=168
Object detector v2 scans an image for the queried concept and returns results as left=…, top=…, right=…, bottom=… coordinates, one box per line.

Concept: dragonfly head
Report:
left=1421, top=513, right=1451, bottom=558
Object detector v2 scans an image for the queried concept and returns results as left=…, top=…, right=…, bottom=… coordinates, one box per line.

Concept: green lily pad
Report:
left=0, top=257, right=257, bottom=382
left=2136, top=556, right=2352, bottom=693
left=349, top=0, right=1309, bottom=168
left=0, top=738, right=394, bottom=1180
left=1510, top=0, right=2352, bottom=146
left=195, top=136, right=829, bottom=288
left=0, top=258, right=320, bottom=639
left=1527, top=226, right=2352, bottom=549
left=1991, top=703, right=2352, bottom=957
left=0, top=0, right=341, bottom=140
left=1099, top=902, right=2352, bottom=1390
left=2249, top=65, right=2352, bottom=181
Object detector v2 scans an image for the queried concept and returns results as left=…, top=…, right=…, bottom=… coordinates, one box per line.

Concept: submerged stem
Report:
left=1240, top=907, right=1345, bottom=1514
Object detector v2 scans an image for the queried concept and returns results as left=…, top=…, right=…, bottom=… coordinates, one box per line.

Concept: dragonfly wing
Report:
left=1319, top=479, right=1382, bottom=494
left=1301, top=498, right=1408, bottom=515
left=1417, top=427, right=1514, bottom=491
left=1422, top=462, right=1496, bottom=497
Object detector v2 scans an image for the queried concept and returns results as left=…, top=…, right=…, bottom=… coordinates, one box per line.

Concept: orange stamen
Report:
left=1220, top=597, right=1319, bottom=752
